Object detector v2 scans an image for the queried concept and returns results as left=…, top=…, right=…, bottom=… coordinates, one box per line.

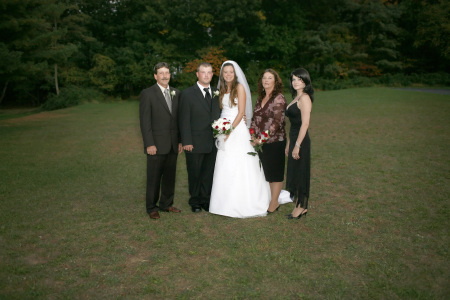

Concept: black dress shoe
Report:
left=287, top=210, right=308, bottom=220
left=191, top=206, right=202, bottom=213
left=201, top=204, right=209, bottom=212
left=267, top=205, right=280, bottom=214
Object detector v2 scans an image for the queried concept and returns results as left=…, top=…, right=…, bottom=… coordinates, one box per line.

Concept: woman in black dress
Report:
left=285, top=68, right=314, bottom=219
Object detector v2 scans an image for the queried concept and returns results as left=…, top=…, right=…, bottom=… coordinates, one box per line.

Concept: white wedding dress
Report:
left=209, top=94, right=271, bottom=218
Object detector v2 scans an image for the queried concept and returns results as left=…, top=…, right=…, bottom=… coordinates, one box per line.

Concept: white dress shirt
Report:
left=197, top=82, right=211, bottom=98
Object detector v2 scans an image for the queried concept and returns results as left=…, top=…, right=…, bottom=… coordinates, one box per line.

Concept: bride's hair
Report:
left=219, top=63, right=239, bottom=109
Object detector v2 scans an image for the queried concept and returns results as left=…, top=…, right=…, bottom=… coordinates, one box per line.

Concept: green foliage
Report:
left=0, top=0, right=448, bottom=106
left=245, top=61, right=265, bottom=93
left=61, top=66, right=90, bottom=86
left=377, top=72, right=450, bottom=87
left=42, top=85, right=104, bottom=111
left=173, top=71, right=197, bottom=90
left=88, top=54, right=118, bottom=93
left=0, top=0, right=92, bottom=105
left=414, top=0, right=450, bottom=60
left=399, top=0, right=449, bottom=72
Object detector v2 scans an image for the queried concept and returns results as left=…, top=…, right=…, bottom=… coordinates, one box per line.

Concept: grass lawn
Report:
left=0, top=87, right=448, bottom=299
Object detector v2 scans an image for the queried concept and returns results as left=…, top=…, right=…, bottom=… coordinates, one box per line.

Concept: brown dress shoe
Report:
left=160, top=206, right=181, bottom=213
left=148, top=211, right=160, bottom=219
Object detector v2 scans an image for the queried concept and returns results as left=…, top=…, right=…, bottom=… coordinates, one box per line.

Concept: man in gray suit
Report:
left=179, top=62, right=221, bottom=213
left=139, top=62, right=183, bottom=219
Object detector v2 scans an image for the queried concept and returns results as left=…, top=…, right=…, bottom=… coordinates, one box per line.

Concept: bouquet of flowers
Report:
left=248, top=129, right=269, bottom=156
left=212, top=118, right=233, bottom=138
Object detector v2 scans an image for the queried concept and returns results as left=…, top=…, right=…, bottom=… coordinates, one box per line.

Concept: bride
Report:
left=209, top=61, right=271, bottom=218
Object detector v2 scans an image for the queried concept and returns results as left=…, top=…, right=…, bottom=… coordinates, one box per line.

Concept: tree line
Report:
left=1, top=0, right=449, bottom=107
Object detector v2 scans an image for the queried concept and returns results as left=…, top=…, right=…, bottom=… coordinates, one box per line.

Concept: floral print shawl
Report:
left=251, top=93, right=286, bottom=143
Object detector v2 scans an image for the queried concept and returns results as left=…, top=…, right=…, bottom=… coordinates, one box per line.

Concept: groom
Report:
left=179, top=62, right=221, bottom=212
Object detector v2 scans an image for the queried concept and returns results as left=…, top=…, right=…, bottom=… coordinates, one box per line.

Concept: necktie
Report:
left=204, top=88, right=212, bottom=110
left=204, top=88, right=211, bottom=101
left=164, top=89, right=172, bottom=113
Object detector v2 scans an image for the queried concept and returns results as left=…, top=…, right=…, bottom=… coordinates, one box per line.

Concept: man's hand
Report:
left=146, top=146, right=157, bottom=155
left=183, top=145, right=194, bottom=152
left=178, top=143, right=183, bottom=154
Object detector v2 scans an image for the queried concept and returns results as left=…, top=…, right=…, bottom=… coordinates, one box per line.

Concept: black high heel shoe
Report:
left=287, top=209, right=307, bottom=219
left=267, top=205, right=280, bottom=214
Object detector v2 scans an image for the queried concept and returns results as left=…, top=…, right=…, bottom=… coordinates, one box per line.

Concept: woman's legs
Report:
left=267, top=181, right=283, bottom=212
left=290, top=194, right=308, bottom=217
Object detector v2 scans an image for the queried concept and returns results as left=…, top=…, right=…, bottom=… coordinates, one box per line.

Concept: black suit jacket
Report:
left=139, top=84, right=180, bottom=154
left=179, top=84, right=221, bottom=153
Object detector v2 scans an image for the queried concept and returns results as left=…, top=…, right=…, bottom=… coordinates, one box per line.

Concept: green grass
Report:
left=0, top=87, right=449, bottom=299
left=0, top=107, right=41, bottom=121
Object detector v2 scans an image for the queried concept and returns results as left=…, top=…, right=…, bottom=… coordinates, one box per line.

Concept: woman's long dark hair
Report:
left=219, top=63, right=238, bottom=109
left=257, top=69, right=283, bottom=103
left=290, top=68, right=314, bottom=103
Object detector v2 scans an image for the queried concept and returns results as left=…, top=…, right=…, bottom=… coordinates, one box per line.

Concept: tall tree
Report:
left=0, top=43, right=22, bottom=104
left=0, top=0, right=49, bottom=105
left=37, top=0, right=78, bottom=96
left=0, top=0, right=91, bottom=105
left=414, top=0, right=450, bottom=66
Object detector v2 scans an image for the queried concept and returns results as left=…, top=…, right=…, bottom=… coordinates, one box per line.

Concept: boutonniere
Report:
left=213, top=90, right=220, bottom=97
left=170, top=90, right=176, bottom=99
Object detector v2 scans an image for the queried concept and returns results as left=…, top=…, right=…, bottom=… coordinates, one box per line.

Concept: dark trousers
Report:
left=146, top=149, right=178, bottom=213
left=185, top=148, right=217, bottom=209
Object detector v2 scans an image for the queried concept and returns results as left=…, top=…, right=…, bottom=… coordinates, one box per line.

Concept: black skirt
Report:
left=258, top=140, right=286, bottom=182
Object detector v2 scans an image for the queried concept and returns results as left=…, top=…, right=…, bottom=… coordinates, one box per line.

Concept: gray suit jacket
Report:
left=139, top=84, right=180, bottom=154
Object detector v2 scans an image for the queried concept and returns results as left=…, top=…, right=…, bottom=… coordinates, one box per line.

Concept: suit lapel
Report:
left=170, top=88, right=178, bottom=117
left=211, top=87, right=221, bottom=110
left=154, top=85, right=171, bottom=114
left=194, top=85, right=210, bottom=112
left=211, top=87, right=219, bottom=103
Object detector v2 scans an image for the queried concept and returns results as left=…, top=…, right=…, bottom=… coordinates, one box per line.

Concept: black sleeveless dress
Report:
left=285, top=103, right=310, bottom=208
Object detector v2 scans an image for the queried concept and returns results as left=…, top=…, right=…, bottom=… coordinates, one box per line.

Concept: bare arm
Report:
left=285, top=138, right=290, bottom=156
left=232, top=84, right=246, bottom=129
left=292, top=94, right=312, bottom=159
